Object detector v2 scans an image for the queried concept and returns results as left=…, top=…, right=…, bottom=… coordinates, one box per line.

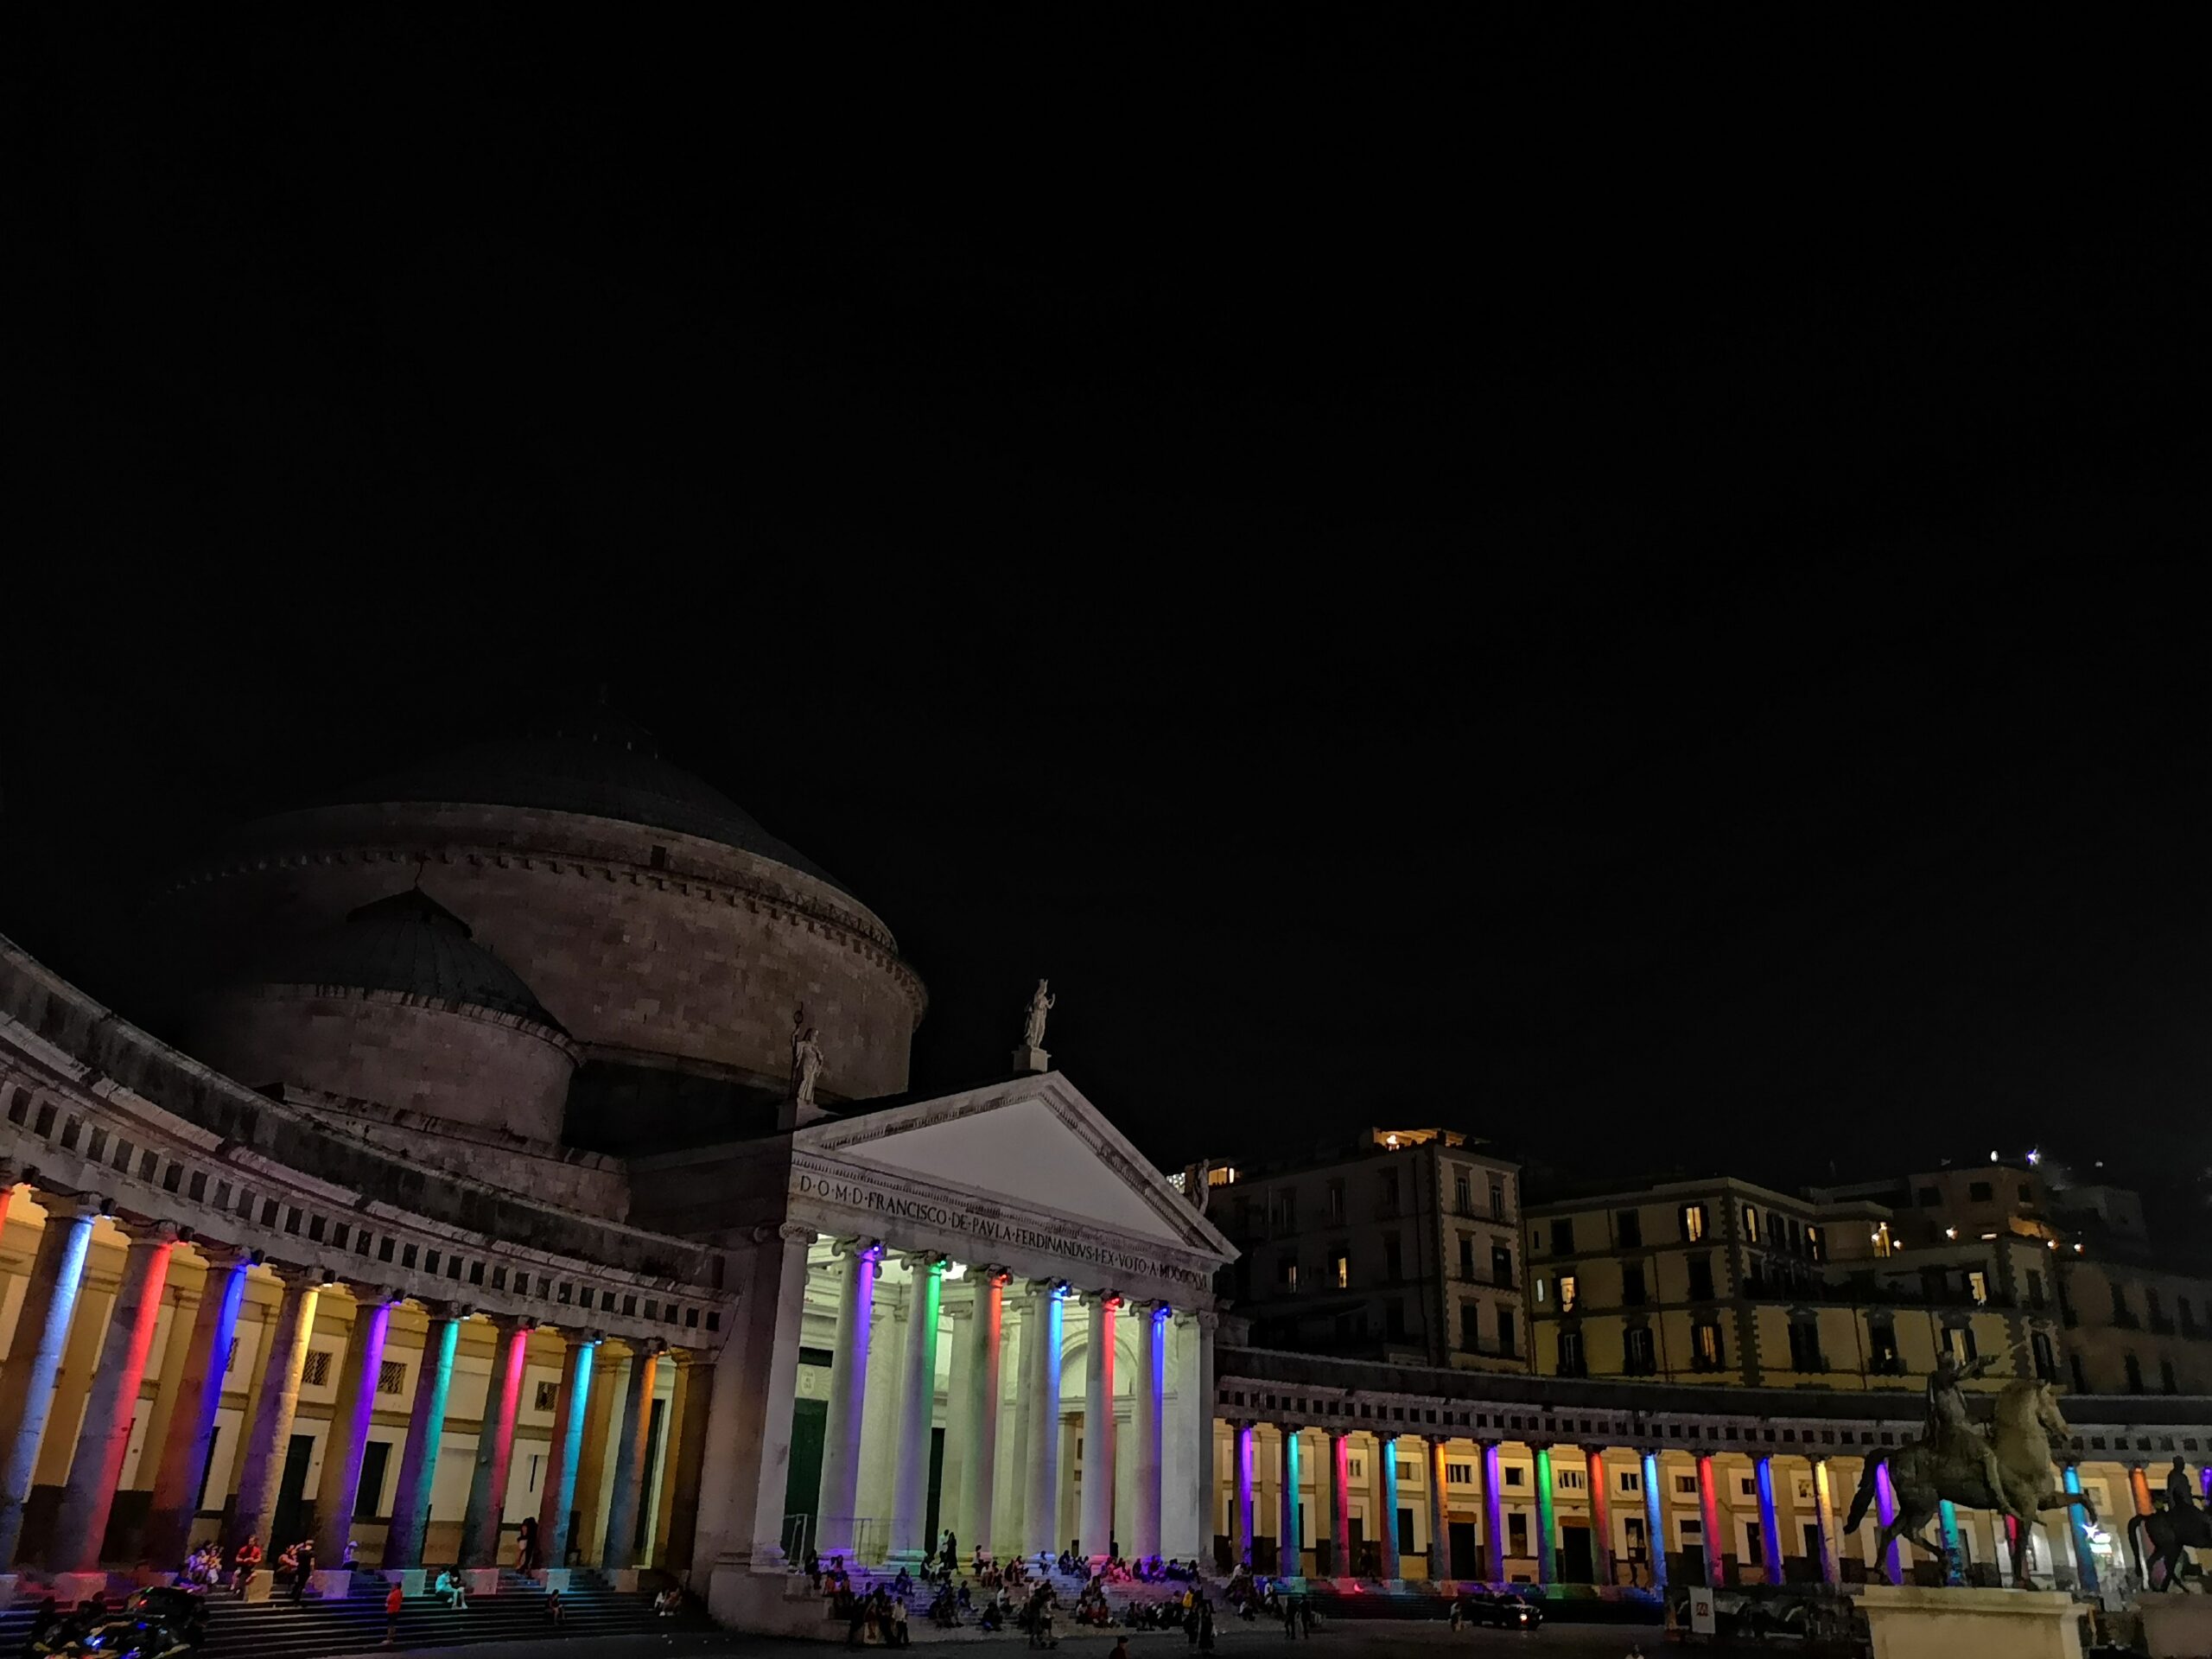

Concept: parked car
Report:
left=1466, top=1589, right=1544, bottom=1630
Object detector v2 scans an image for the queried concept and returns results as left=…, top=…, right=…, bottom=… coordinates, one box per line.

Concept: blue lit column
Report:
left=816, top=1241, right=880, bottom=1559
left=314, top=1287, right=396, bottom=1562
left=1755, top=1456, right=1783, bottom=1586
left=2063, top=1464, right=2099, bottom=1596
left=1641, top=1452, right=1667, bottom=1591
left=537, top=1332, right=597, bottom=1570
left=1130, top=1300, right=1166, bottom=1560
left=0, top=1196, right=101, bottom=1567
left=383, top=1304, right=462, bottom=1568
left=144, top=1247, right=251, bottom=1568
left=1023, top=1282, right=1066, bottom=1555
left=1376, top=1433, right=1402, bottom=1579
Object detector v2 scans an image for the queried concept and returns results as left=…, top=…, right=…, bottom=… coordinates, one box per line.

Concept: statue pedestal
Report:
left=1011, top=1044, right=1051, bottom=1075
left=2138, top=1594, right=2212, bottom=1658
left=1859, top=1585, right=2085, bottom=1659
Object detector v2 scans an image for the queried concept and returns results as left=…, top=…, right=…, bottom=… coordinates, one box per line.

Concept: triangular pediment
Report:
left=795, top=1073, right=1234, bottom=1262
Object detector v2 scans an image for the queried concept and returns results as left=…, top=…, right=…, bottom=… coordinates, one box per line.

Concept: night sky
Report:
left=6, top=16, right=2209, bottom=1213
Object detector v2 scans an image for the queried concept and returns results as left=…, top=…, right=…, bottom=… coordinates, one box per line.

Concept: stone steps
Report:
left=0, top=1570, right=716, bottom=1659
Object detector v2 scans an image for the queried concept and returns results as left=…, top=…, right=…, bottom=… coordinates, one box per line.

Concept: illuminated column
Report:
left=1324, top=1429, right=1351, bottom=1576
left=1534, top=1445, right=1556, bottom=1586
left=1278, top=1426, right=1302, bottom=1575
left=232, top=1270, right=325, bottom=1548
left=1022, top=1284, right=1065, bottom=1554
left=53, top=1220, right=179, bottom=1569
left=2129, top=1465, right=2155, bottom=1516
left=1585, top=1447, right=1614, bottom=1586
left=1484, top=1442, right=1508, bottom=1580
left=951, top=1272, right=1005, bottom=1554
left=1937, top=1499, right=1965, bottom=1586
left=889, top=1255, right=946, bottom=1562
left=1754, top=1456, right=1784, bottom=1586
left=1874, top=1460, right=1903, bottom=1585
left=1131, top=1300, right=1166, bottom=1560
left=2063, top=1464, right=2099, bottom=1596
left=461, top=1318, right=536, bottom=1567
left=601, top=1338, right=663, bottom=1570
left=1376, top=1433, right=1402, bottom=1579
left=0, top=1194, right=100, bottom=1567
left=1810, top=1459, right=1840, bottom=1585
left=1641, top=1452, right=1667, bottom=1591
left=385, top=1305, right=462, bottom=1567
left=315, top=1287, right=396, bottom=1560
left=537, top=1332, right=599, bottom=1570
left=1423, top=1437, right=1446, bottom=1581
left=1232, top=1421, right=1255, bottom=1564
left=144, top=1247, right=250, bottom=1567
left=816, top=1241, right=880, bottom=1557
left=1079, top=1291, right=1117, bottom=1561
left=1696, top=1453, right=1724, bottom=1586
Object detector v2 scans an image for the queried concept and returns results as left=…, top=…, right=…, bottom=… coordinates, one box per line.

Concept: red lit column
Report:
left=1586, top=1447, right=1615, bottom=1586
left=1696, top=1453, right=1725, bottom=1586
left=461, top=1317, right=535, bottom=1567
left=52, top=1220, right=180, bottom=1570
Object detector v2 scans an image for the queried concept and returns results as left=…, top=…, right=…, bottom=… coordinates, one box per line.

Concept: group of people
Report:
left=167, top=1533, right=325, bottom=1601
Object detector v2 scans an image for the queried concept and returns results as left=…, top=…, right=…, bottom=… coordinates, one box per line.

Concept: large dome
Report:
left=324, top=713, right=853, bottom=896
left=263, top=887, right=558, bottom=1027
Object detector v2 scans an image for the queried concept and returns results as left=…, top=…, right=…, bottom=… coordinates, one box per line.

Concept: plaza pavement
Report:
left=330, top=1621, right=1668, bottom=1659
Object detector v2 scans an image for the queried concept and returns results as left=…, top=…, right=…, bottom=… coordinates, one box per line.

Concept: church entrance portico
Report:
left=674, top=1073, right=1233, bottom=1632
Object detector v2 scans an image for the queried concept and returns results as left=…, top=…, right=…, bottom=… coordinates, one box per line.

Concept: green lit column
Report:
left=1937, top=1499, right=1965, bottom=1585
left=1534, top=1446, right=1557, bottom=1586
left=383, top=1304, right=462, bottom=1568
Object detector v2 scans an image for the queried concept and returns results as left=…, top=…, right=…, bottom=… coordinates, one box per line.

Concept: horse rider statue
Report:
left=1847, top=1343, right=2094, bottom=1588
left=2129, top=1453, right=2211, bottom=1591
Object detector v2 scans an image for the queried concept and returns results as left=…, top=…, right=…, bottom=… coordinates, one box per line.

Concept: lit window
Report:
left=1967, top=1270, right=1988, bottom=1306
left=1618, top=1469, right=1642, bottom=1492
left=1558, top=1274, right=1578, bottom=1313
left=1744, top=1206, right=1760, bottom=1243
left=1681, top=1204, right=1707, bottom=1243
left=1332, top=1251, right=1350, bottom=1289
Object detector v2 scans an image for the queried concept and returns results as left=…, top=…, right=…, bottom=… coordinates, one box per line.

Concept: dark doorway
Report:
left=355, top=1440, right=392, bottom=1518
left=1560, top=1522, right=1593, bottom=1583
left=194, top=1426, right=226, bottom=1513
left=784, top=1395, right=826, bottom=1551
left=272, top=1433, right=315, bottom=1544
left=634, top=1398, right=666, bottom=1554
left=1396, top=1507, right=1414, bottom=1558
left=1448, top=1519, right=1477, bottom=1578
left=924, top=1426, right=945, bottom=1548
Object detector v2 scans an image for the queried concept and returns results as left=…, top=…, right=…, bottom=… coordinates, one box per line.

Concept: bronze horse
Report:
left=2129, top=1505, right=2210, bottom=1592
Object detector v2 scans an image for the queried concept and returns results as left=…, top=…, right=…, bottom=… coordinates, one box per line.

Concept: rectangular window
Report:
left=1787, top=1319, right=1824, bottom=1372
left=377, top=1359, right=407, bottom=1395
left=1379, top=1169, right=1400, bottom=1213
left=1617, top=1208, right=1642, bottom=1247
left=1504, top=1464, right=1526, bottom=1488
left=1497, top=1306, right=1516, bottom=1358
left=302, top=1350, right=332, bottom=1388
left=1687, top=1254, right=1714, bottom=1301
left=1691, top=1320, right=1724, bottom=1371
left=1945, top=1325, right=1977, bottom=1364
left=1459, top=1302, right=1482, bottom=1354
left=1557, top=1274, right=1578, bottom=1313
left=1349, top=1457, right=1363, bottom=1478
left=1325, top=1179, right=1344, bottom=1222
left=1454, top=1173, right=1471, bottom=1212
left=1681, top=1203, right=1707, bottom=1243
left=1459, top=1235, right=1475, bottom=1277
left=1675, top=1473, right=1699, bottom=1496
left=1557, top=1468, right=1586, bottom=1491
left=1967, top=1270, right=1988, bottom=1306
left=1622, top=1262, right=1647, bottom=1306
left=1624, top=1326, right=1656, bottom=1375
left=1331, top=1248, right=1350, bottom=1289
left=1491, top=1243, right=1514, bottom=1289
left=1968, top=1180, right=1993, bottom=1202
left=1446, top=1462, right=1474, bottom=1484
left=1619, top=1469, right=1642, bottom=1493
left=1490, top=1179, right=1506, bottom=1218
left=535, top=1379, right=559, bottom=1411
left=1743, top=1205, right=1760, bottom=1243
left=1548, top=1217, right=1573, bottom=1255
left=1868, top=1318, right=1901, bottom=1374
left=1383, top=1234, right=1403, bottom=1281
left=1279, top=1258, right=1300, bottom=1291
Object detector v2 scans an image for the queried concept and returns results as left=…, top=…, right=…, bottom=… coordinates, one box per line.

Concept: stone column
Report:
left=1478, top=1442, right=1506, bottom=1579
left=315, top=1287, right=396, bottom=1561
left=1130, top=1301, right=1165, bottom=1560
left=1376, top=1433, right=1401, bottom=1580
left=1021, top=1282, right=1064, bottom=1555
left=52, top=1220, right=180, bottom=1570
left=953, top=1270, right=1006, bottom=1557
left=1424, top=1436, right=1447, bottom=1581
left=143, top=1248, right=250, bottom=1567
left=460, top=1317, right=534, bottom=1567
left=1185, top=1311, right=1217, bottom=1560
left=1326, top=1429, right=1352, bottom=1578
left=815, top=1241, right=879, bottom=1558
left=231, top=1270, right=324, bottom=1549
left=653, top=1350, right=713, bottom=1573
left=2062, top=1463, right=2099, bottom=1596
left=1641, top=1452, right=1667, bottom=1591
left=2129, top=1464, right=2156, bottom=1516
left=383, top=1304, right=462, bottom=1568
left=1279, top=1426, right=1303, bottom=1576
left=1755, top=1454, right=1783, bottom=1586
left=888, top=1255, right=945, bottom=1563
left=1810, top=1458, right=1840, bottom=1585
left=1585, top=1447, right=1614, bottom=1586
left=1080, top=1292, right=1117, bottom=1562
left=537, top=1332, right=599, bottom=1571
left=1695, top=1452, right=1723, bottom=1586
left=0, top=1195, right=100, bottom=1567
left=1533, top=1445, right=1555, bottom=1586
left=1232, top=1421, right=1255, bottom=1565
left=601, top=1338, right=663, bottom=1570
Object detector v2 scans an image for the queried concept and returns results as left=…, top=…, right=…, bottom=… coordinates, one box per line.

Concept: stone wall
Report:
left=189, top=985, right=576, bottom=1144
left=156, top=802, right=926, bottom=1112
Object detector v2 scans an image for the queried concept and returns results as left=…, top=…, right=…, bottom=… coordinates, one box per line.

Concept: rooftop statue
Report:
left=789, top=1007, right=823, bottom=1112
left=1021, top=979, right=1056, bottom=1050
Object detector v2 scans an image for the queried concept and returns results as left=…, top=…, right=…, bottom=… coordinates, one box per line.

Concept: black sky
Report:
left=4, top=14, right=2209, bottom=1211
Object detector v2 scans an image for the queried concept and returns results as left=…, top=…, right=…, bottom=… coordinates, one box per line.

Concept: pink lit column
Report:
left=1696, top=1454, right=1724, bottom=1586
left=1130, top=1301, right=1166, bottom=1560
left=460, top=1318, right=534, bottom=1567
left=1326, top=1429, right=1353, bottom=1577
left=1080, top=1292, right=1117, bottom=1562
left=52, top=1220, right=180, bottom=1569
left=315, top=1287, right=396, bottom=1560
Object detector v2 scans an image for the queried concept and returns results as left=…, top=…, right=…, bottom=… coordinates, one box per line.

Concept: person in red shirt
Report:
left=385, top=1581, right=404, bottom=1647
left=232, top=1537, right=264, bottom=1599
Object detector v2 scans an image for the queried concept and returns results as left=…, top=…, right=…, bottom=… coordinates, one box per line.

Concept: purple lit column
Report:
left=1234, top=1421, right=1255, bottom=1564
left=0, top=1195, right=100, bottom=1567
left=1875, top=1460, right=1903, bottom=1585
left=1484, top=1441, right=1507, bottom=1580
left=816, top=1241, right=879, bottom=1558
left=1131, top=1300, right=1166, bottom=1559
left=314, top=1287, right=395, bottom=1560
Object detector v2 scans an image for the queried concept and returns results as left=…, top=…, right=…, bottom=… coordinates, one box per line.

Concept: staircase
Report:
left=0, top=1568, right=720, bottom=1658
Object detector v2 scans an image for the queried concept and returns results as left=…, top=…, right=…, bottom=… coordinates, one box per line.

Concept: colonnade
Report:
left=1211, top=1421, right=2169, bottom=1593
left=0, top=1178, right=705, bottom=1579
left=815, top=1243, right=1185, bottom=1567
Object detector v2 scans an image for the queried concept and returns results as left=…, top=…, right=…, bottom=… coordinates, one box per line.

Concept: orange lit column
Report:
left=2131, top=1465, right=2155, bottom=1517
left=460, top=1318, right=535, bottom=1567
left=52, top=1221, right=180, bottom=1570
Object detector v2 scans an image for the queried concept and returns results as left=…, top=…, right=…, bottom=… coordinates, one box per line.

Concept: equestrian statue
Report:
left=2129, top=1454, right=2210, bottom=1591
left=1845, top=1344, right=2094, bottom=1588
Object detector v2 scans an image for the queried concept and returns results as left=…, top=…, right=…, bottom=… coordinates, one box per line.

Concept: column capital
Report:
left=478, top=1312, right=540, bottom=1337
left=776, top=1222, right=818, bottom=1246
left=342, top=1282, right=404, bottom=1308
left=1093, top=1288, right=1123, bottom=1310
left=262, top=1259, right=337, bottom=1287
left=627, top=1336, right=669, bottom=1358
left=48, top=1190, right=109, bottom=1221
left=898, top=1249, right=947, bottom=1272
left=1027, top=1276, right=1073, bottom=1301
left=832, top=1236, right=883, bottom=1261
left=192, top=1241, right=250, bottom=1268
left=111, top=1217, right=184, bottom=1247
left=1193, top=1308, right=1221, bottom=1331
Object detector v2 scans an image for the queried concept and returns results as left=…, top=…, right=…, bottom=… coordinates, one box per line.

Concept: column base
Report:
left=460, top=1567, right=501, bottom=1597
left=51, top=1572, right=111, bottom=1608
left=308, top=1568, right=354, bottom=1600
left=0, top=1574, right=17, bottom=1611
left=601, top=1567, right=645, bottom=1592
left=538, top=1568, right=572, bottom=1593
left=1858, top=1585, right=2082, bottom=1659
left=382, top=1568, right=428, bottom=1597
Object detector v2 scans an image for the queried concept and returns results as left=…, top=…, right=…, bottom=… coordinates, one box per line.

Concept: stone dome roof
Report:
left=258, top=887, right=563, bottom=1029
left=327, top=715, right=851, bottom=894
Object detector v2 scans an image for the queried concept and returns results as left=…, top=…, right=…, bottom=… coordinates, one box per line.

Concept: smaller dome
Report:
left=262, top=888, right=561, bottom=1029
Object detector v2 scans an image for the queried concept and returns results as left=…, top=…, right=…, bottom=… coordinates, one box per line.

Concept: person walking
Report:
left=383, top=1580, right=404, bottom=1648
